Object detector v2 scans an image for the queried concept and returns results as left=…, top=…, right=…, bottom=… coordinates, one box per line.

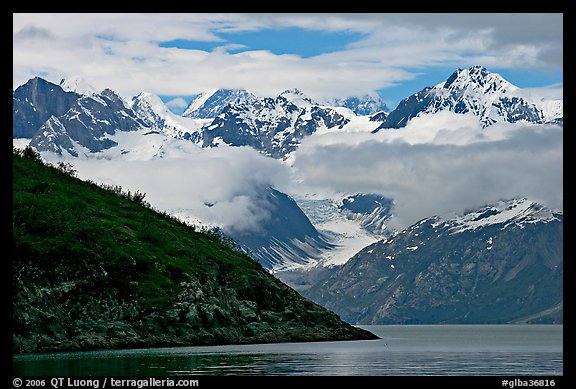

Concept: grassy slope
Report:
left=13, top=151, right=377, bottom=353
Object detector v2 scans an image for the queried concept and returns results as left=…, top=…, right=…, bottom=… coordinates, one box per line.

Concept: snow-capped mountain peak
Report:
left=439, top=65, right=518, bottom=95
left=278, top=89, right=317, bottom=107
left=446, top=198, right=561, bottom=234
left=182, top=89, right=219, bottom=115
left=131, top=92, right=169, bottom=117
left=376, top=65, right=563, bottom=130
left=130, top=92, right=207, bottom=142
left=202, top=89, right=350, bottom=158
left=183, top=88, right=256, bottom=119
left=29, top=86, right=147, bottom=157
left=59, top=75, right=98, bottom=96
left=303, top=195, right=563, bottom=325
left=388, top=198, right=562, bottom=244
left=326, top=94, right=390, bottom=116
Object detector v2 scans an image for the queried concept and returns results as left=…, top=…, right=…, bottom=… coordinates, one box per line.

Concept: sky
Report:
left=13, top=13, right=563, bottom=112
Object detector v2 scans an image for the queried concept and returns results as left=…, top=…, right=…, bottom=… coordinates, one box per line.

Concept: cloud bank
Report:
left=68, top=145, right=290, bottom=234
left=39, top=111, right=562, bottom=235
left=291, top=114, right=563, bottom=230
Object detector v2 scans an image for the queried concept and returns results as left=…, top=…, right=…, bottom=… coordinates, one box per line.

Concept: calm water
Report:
left=13, top=325, right=562, bottom=376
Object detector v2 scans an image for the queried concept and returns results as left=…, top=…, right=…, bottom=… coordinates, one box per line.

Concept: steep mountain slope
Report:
left=272, top=194, right=388, bottom=292
left=12, top=149, right=377, bottom=353
left=304, top=198, right=563, bottom=324
left=12, top=70, right=563, bottom=280
left=29, top=89, right=147, bottom=156
left=13, top=78, right=337, bottom=272
left=14, top=77, right=207, bottom=156
left=13, top=77, right=80, bottom=138
left=375, top=66, right=563, bottom=130
left=183, top=89, right=256, bottom=119
left=228, top=187, right=335, bottom=271
left=326, top=94, right=389, bottom=116
left=130, top=92, right=207, bottom=142
left=202, top=89, right=350, bottom=158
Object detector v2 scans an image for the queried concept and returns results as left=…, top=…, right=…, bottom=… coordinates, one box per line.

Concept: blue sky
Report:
left=13, top=13, right=563, bottom=114
left=159, top=28, right=367, bottom=58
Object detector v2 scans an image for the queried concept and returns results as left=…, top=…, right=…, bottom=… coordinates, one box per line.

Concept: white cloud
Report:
left=13, top=13, right=562, bottom=101
left=522, top=83, right=564, bottom=100
left=68, top=145, right=290, bottom=235
left=164, top=97, right=188, bottom=112
left=213, top=43, right=249, bottom=52
left=13, top=24, right=54, bottom=40
left=290, top=117, right=563, bottom=230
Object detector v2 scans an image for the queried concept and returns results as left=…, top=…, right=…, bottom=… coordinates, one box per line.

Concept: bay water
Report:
left=13, top=325, right=562, bottom=376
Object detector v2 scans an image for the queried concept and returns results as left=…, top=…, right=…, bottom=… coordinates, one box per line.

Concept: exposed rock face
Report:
left=13, top=77, right=80, bottom=138
left=183, top=89, right=256, bottom=119
left=338, top=193, right=394, bottom=236
left=29, top=89, right=147, bottom=156
left=227, top=187, right=335, bottom=271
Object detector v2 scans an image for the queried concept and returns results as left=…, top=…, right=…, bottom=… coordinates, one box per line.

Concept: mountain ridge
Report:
left=183, top=88, right=258, bottom=119
left=29, top=88, right=147, bottom=157
left=303, top=198, right=563, bottom=324
left=14, top=65, right=562, bottom=160
left=130, top=92, right=206, bottom=142
left=201, top=89, right=350, bottom=158
left=13, top=77, right=80, bottom=138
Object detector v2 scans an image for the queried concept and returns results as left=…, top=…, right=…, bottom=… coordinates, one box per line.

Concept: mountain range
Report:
left=29, top=88, right=146, bottom=157
left=12, top=66, right=563, bottom=324
left=325, top=94, right=389, bottom=116
left=182, top=89, right=389, bottom=119
left=14, top=66, right=563, bottom=160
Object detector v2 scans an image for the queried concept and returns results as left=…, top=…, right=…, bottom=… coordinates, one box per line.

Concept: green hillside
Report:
left=13, top=148, right=376, bottom=353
